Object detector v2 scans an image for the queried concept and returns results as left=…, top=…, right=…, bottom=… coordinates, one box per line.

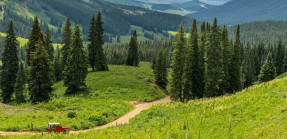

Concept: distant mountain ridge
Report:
left=188, top=0, right=287, bottom=25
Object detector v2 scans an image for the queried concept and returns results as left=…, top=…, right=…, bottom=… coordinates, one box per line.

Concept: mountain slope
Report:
left=188, top=0, right=287, bottom=25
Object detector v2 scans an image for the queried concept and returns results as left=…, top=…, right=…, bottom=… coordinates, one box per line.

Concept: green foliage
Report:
left=63, top=23, right=88, bottom=94
left=14, top=62, right=27, bottom=104
left=44, top=27, right=54, bottom=62
left=221, top=25, right=231, bottom=94
left=275, top=40, right=285, bottom=75
left=0, top=21, right=18, bottom=102
left=61, top=17, right=72, bottom=69
left=258, top=52, right=276, bottom=83
left=154, top=51, right=168, bottom=90
left=67, top=112, right=77, bottom=118
left=126, top=31, right=139, bottom=66
left=54, top=46, right=62, bottom=81
left=170, top=24, right=186, bottom=102
left=28, top=40, right=53, bottom=103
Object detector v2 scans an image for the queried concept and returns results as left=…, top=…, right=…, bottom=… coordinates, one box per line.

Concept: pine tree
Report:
left=54, top=46, right=62, bottom=81
left=283, top=48, right=287, bottom=73
left=44, top=27, right=54, bottom=62
left=61, top=17, right=72, bottom=69
left=242, top=43, right=256, bottom=88
left=183, top=19, right=200, bottom=100
left=154, top=51, right=168, bottom=90
left=126, top=31, right=139, bottom=66
left=28, top=40, right=53, bottom=103
left=258, top=52, right=276, bottom=83
left=221, top=25, right=230, bottom=94
left=0, top=21, right=19, bottom=102
left=170, top=24, right=186, bottom=102
left=198, top=22, right=206, bottom=98
left=15, top=62, right=27, bottom=104
left=229, top=25, right=242, bottom=93
left=275, top=40, right=285, bottom=75
left=63, top=23, right=88, bottom=94
left=27, top=17, right=44, bottom=66
left=88, top=12, right=108, bottom=71
left=204, top=18, right=223, bottom=97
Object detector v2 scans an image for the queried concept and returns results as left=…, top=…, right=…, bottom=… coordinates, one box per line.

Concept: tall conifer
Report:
left=154, top=51, right=168, bottom=90
left=0, top=21, right=19, bottom=102
left=221, top=25, right=230, bottom=94
left=44, top=27, right=54, bottom=62
left=258, top=52, right=276, bottom=83
left=15, top=62, right=27, bottom=104
left=126, top=31, right=139, bottom=66
left=198, top=22, right=206, bottom=98
left=170, top=24, right=186, bottom=102
left=275, top=40, right=285, bottom=75
left=61, top=17, right=72, bottom=68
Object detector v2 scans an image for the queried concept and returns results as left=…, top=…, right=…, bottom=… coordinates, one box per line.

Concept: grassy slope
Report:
left=0, top=63, right=165, bottom=132
left=9, top=74, right=287, bottom=138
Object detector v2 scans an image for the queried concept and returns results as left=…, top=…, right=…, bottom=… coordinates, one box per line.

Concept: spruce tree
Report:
left=242, top=44, right=256, bottom=88
left=15, top=62, right=27, bottom=104
left=221, top=25, right=230, bottom=94
left=198, top=22, right=206, bottom=98
left=183, top=19, right=200, bottom=100
left=88, top=14, right=97, bottom=71
left=283, top=48, right=287, bottom=73
left=204, top=18, right=223, bottom=97
left=61, top=17, right=72, bottom=69
left=54, top=46, right=62, bottom=81
left=27, top=17, right=44, bottom=66
left=229, top=25, right=242, bottom=93
left=63, top=23, right=88, bottom=94
left=258, top=52, right=276, bottom=83
left=126, top=31, right=139, bottom=66
left=44, top=27, right=54, bottom=62
left=154, top=51, right=168, bottom=90
left=275, top=40, right=285, bottom=75
left=170, top=24, right=186, bottom=102
left=28, top=40, right=53, bottom=103
left=0, top=21, right=19, bottom=102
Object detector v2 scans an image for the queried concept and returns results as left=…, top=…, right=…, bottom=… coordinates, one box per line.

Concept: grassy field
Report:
left=0, top=62, right=165, bottom=132
left=7, top=73, right=287, bottom=138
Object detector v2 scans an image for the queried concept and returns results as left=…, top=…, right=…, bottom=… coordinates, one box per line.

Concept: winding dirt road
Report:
left=0, top=96, right=171, bottom=136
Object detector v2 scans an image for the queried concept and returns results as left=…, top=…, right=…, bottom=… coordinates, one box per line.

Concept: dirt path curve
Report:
left=0, top=96, right=171, bottom=136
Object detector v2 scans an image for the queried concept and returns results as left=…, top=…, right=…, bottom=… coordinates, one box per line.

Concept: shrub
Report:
left=67, top=112, right=77, bottom=118
left=88, top=115, right=107, bottom=126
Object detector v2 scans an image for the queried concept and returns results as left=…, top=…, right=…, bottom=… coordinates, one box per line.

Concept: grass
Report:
left=0, top=62, right=165, bottom=132
left=7, top=74, right=287, bottom=138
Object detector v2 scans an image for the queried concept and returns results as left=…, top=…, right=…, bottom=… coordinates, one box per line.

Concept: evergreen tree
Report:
left=0, top=21, right=19, bottom=102
left=63, top=23, right=88, bottom=94
left=221, top=25, right=230, bottom=94
left=275, top=40, right=285, bottom=75
left=88, top=12, right=108, bottom=71
left=242, top=43, right=256, bottom=88
left=204, top=18, right=223, bottom=97
left=28, top=40, right=53, bottom=103
left=44, top=27, right=54, bottom=61
left=170, top=24, right=186, bottom=102
left=283, top=48, right=287, bottom=73
left=15, top=62, right=27, bottom=104
left=154, top=51, right=168, bottom=90
left=198, top=22, right=206, bottom=98
left=54, top=46, right=62, bottom=81
left=258, top=52, right=276, bottom=83
left=27, top=17, right=44, bottom=65
left=126, top=31, right=139, bottom=66
left=183, top=19, right=200, bottom=100
left=61, top=17, right=72, bottom=69
left=229, top=25, right=242, bottom=93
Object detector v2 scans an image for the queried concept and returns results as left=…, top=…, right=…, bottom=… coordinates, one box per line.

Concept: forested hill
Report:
left=0, top=0, right=194, bottom=42
left=188, top=0, right=287, bottom=25
left=228, top=20, right=287, bottom=45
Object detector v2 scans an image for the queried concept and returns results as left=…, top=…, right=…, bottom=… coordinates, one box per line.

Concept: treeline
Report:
left=0, top=12, right=108, bottom=103
left=169, top=18, right=283, bottom=102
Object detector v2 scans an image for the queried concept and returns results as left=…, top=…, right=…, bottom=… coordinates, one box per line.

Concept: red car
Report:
left=45, top=123, right=70, bottom=133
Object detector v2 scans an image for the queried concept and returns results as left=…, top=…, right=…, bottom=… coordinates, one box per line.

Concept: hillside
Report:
left=188, top=0, right=287, bottom=25
left=228, top=20, right=287, bottom=45
left=8, top=74, right=287, bottom=138
left=0, top=0, right=195, bottom=43
left=0, top=63, right=165, bottom=132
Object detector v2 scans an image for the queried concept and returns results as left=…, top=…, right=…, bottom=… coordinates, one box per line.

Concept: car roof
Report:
left=48, top=123, right=60, bottom=124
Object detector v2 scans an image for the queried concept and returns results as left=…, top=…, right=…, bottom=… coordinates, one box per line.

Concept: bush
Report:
left=88, top=115, right=107, bottom=126
left=67, top=112, right=77, bottom=118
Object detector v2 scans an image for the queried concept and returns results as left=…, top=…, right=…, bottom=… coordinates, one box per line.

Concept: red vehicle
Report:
left=45, top=123, right=70, bottom=133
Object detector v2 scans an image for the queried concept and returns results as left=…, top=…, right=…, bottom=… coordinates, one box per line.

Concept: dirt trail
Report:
left=0, top=96, right=171, bottom=136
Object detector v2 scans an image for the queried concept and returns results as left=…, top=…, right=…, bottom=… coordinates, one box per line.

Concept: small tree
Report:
left=154, top=51, right=168, bottom=90
left=15, top=62, right=27, bottom=104
left=258, top=52, right=276, bottom=83
left=126, top=31, right=139, bottom=66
